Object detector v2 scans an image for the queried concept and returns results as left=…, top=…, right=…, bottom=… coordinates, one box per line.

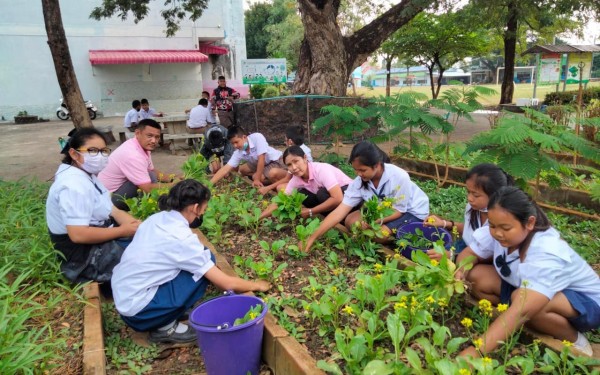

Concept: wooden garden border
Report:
left=83, top=282, right=106, bottom=375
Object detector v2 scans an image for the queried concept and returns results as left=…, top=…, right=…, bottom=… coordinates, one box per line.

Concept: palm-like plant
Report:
left=312, top=104, right=371, bottom=155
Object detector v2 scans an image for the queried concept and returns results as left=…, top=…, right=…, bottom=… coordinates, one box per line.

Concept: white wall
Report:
left=0, top=0, right=245, bottom=120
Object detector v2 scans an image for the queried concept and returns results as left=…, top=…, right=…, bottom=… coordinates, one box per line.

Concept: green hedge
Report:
left=544, top=86, right=600, bottom=105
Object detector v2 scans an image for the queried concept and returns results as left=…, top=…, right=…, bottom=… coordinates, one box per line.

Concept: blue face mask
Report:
left=242, top=142, right=249, bottom=151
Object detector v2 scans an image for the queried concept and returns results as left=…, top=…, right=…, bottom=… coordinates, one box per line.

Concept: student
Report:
left=199, top=123, right=234, bottom=173
left=303, top=141, right=429, bottom=252
left=46, top=128, right=140, bottom=284
left=209, top=126, right=287, bottom=188
left=139, top=98, right=164, bottom=119
left=423, top=163, right=514, bottom=260
left=456, top=186, right=600, bottom=358
left=186, top=98, right=213, bottom=134
left=212, top=76, right=240, bottom=128
left=99, top=119, right=179, bottom=210
left=201, top=91, right=217, bottom=124
left=259, top=146, right=353, bottom=220
left=112, top=180, right=270, bottom=343
left=124, top=100, right=141, bottom=132
left=285, top=126, right=312, bottom=162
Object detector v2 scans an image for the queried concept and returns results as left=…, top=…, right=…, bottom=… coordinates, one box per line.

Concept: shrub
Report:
left=544, top=87, right=600, bottom=105
left=262, top=85, right=280, bottom=98
left=249, top=84, right=268, bottom=99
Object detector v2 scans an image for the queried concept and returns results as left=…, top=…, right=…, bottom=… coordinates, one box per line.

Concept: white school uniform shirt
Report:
left=124, top=108, right=139, bottom=128
left=227, top=133, right=283, bottom=168
left=188, top=105, right=212, bottom=129
left=300, top=144, right=313, bottom=162
left=138, top=107, right=157, bottom=120
left=342, top=163, right=429, bottom=219
left=112, top=210, right=215, bottom=317
left=46, top=164, right=113, bottom=235
left=462, top=203, right=487, bottom=246
left=207, top=101, right=217, bottom=124
left=470, top=227, right=600, bottom=306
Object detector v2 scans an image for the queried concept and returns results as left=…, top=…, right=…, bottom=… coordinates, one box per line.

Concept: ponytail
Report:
left=158, top=179, right=211, bottom=212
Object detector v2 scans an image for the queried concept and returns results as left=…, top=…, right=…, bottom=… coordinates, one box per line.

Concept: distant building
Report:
left=0, top=1, right=246, bottom=118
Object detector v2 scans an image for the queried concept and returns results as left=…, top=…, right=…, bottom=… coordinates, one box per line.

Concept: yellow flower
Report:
left=249, top=312, right=258, bottom=320
left=562, top=340, right=573, bottom=347
left=458, top=369, right=471, bottom=375
left=461, top=317, right=473, bottom=328
left=497, top=303, right=508, bottom=313
left=332, top=268, right=342, bottom=276
left=382, top=200, right=393, bottom=208
left=374, top=274, right=382, bottom=279
left=356, top=279, right=364, bottom=286
left=373, top=263, right=383, bottom=272
left=430, top=259, right=439, bottom=267
left=342, top=305, right=354, bottom=316
left=304, top=304, right=311, bottom=312
left=473, top=338, right=483, bottom=349
left=425, top=295, right=435, bottom=304
left=381, top=229, right=390, bottom=237
left=482, top=357, right=492, bottom=366
left=331, top=286, right=338, bottom=294
left=391, top=228, right=397, bottom=234
left=437, top=298, right=447, bottom=308
left=393, top=253, right=401, bottom=260
left=398, top=241, right=407, bottom=248
left=427, top=217, right=436, bottom=224
left=394, top=302, right=407, bottom=311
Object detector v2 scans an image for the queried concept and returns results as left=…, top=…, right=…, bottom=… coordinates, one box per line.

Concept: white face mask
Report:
left=77, top=152, right=108, bottom=175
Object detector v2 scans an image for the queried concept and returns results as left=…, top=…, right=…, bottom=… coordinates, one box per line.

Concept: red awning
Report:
left=89, top=50, right=208, bottom=65
left=198, top=43, right=229, bottom=55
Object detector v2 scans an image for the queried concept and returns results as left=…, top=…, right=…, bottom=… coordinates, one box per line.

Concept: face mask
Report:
left=189, top=215, right=203, bottom=229
left=77, top=152, right=108, bottom=175
left=242, top=142, right=249, bottom=151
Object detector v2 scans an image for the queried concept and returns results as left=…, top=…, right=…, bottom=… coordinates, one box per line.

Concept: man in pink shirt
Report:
left=99, top=119, right=177, bottom=210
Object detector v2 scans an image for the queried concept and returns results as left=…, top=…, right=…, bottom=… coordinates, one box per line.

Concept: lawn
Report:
left=355, top=81, right=600, bottom=106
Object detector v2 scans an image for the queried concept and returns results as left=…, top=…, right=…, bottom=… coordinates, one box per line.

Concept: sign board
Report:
left=537, top=53, right=561, bottom=85
left=566, top=53, right=593, bottom=84
left=241, top=59, right=287, bottom=84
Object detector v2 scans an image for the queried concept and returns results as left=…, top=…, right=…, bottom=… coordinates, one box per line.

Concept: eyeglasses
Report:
left=494, top=253, right=517, bottom=277
left=77, top=147, right=111, bottom=156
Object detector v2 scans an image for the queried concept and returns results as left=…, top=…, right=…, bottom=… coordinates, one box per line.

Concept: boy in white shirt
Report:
left=285, top=125, right=312, bottom=162
left=124, top=100, right=141, bottom=132
left=210, top=126, right=287, bottom=187
left=139, top=98, right=164, bottom=119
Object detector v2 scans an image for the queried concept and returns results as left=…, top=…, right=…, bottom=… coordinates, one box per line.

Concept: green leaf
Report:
left=363, top=360, right=394, bottom=375
left=317, top=360, right=344, bottom=375
left=405, top=347, right=422, bottom=370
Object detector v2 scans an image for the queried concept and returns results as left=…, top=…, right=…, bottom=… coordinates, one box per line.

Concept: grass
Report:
left=0, top=179, right=86, bottom=374
left=355, top=81, right=600, bottom=106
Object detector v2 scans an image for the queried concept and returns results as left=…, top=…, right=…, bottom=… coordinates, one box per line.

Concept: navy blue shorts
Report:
left=499, top=281, right=600, bottom=332
left=384, top=212, right=421, bottom=231
left=563, top=290, right=600, bottom=332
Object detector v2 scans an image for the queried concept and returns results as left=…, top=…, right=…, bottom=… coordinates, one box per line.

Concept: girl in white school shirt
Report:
left=456, top=186, right=600, bottom=358
left=303, top=141, right=429, bottom=253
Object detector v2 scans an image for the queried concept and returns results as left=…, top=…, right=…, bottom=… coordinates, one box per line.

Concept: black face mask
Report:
left=189, top=215, right=203, bottom=229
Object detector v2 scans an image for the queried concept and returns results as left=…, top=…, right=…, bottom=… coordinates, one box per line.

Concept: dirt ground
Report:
left=0, top=112, right=495, bottom=181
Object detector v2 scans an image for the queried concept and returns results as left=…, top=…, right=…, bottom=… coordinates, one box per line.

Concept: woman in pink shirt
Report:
left=260, top=146, right=353, bottom=220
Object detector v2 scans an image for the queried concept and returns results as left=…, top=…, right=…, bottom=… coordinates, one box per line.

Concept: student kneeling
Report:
left=112, top=180, right=270, bottom=343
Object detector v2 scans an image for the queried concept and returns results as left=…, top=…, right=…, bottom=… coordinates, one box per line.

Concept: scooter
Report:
left=57, top=98, right=97, bottom=120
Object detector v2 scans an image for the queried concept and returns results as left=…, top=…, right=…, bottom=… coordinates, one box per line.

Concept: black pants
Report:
left=298, top=185, right=348, bottom=215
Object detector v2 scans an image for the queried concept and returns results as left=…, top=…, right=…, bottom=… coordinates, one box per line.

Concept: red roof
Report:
left=198, top=43, right=229, bottom=55
left=89, top=50, right=208, bottom=65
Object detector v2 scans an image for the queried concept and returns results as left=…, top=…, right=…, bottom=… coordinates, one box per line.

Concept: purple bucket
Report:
left=396, top=222, right=453, bottom=260
left=190, top=293, right=267, bottom=375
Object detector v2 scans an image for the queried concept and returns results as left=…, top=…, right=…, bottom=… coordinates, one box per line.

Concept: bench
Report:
left=163, top=133, right=204, bottom=154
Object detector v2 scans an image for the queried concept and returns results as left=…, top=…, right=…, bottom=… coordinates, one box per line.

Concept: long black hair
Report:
left=60, top=128, right=107, bottom=164
left=282, top=145, right=306, bottom=163
left=488, top=186, right=550, bottom=261
left=348, top=141, right=390, bottom=189
left=158, top=179, right=211, bottom=212
left=466, top=163, right=515, bottom=230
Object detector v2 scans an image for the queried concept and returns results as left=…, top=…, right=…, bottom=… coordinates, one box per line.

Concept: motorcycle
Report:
left=57, top=98, right=97, bottom=120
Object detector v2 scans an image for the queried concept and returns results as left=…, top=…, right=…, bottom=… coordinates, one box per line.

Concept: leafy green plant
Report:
left=259, top=239, right=286, bottom=256
left=312, top=104, right=371, bottom=154
left=182, top=152, right=210, bottom=184
left=234, top=304, right=263, bottom=326
left=123, top=186, right=170, bottom=220
left=271, top=189, right=306, bottom=223
left=249, top=83, right=268, bottom=99
left=16, top=110, right=28, bottom=116
left=262, top=85, right=280, bottom=98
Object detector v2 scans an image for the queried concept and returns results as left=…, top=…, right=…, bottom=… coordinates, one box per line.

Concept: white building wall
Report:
left=0, top=0, right=245, bottom=120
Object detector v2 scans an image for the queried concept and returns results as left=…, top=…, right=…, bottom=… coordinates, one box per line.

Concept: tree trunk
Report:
left=42, top=0, right=92, bottom=129
left=434, top=64, right=445, bottom=99
left=427, top=64, right=436, bottom=99
left=294, top=0, right=434, bottom=96
left=386, top=57, right=392, bottom=97
left=500, top=0, right=518, bottom=105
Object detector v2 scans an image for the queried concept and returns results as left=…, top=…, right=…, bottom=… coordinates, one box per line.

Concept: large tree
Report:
left=245, top=2, right=272, bottom=58
left=42, top=0, right=92, bottom=128
left=293, top=0, right=437, bottom=96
